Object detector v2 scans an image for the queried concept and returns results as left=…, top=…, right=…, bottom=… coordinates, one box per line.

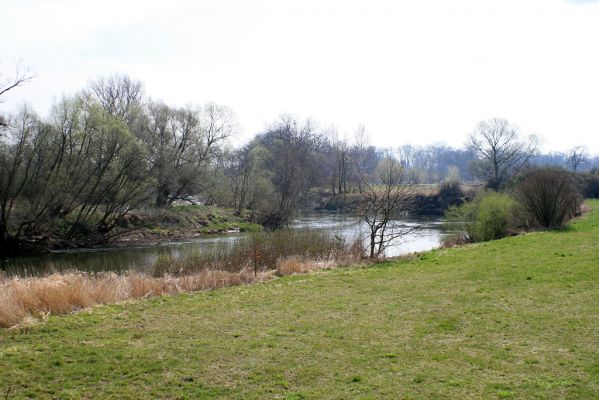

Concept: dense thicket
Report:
left=0, top=99, right=150, bottom=253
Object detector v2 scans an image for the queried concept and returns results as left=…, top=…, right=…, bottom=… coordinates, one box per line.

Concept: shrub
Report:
left=437, top=181, right=464, bottom=209
left=445, top=191, right=514, bottom=242
left=514, top=168, right=582, bottom=228
left=572, top=172, right=599, bottom=199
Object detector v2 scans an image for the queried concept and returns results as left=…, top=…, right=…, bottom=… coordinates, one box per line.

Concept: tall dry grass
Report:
left=0, top=269, right=265, bottom=329
left=0, top=257, right=361, bottom=329
left=0, top=229, right=365, bottom=329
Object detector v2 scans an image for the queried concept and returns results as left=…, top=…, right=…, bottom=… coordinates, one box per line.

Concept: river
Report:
left=0, top=213, right=446, bottom=276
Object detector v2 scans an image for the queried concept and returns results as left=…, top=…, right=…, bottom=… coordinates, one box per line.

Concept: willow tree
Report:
left=141, top=102, right=235, bottom=207
left=0, top=96, right=151, bottom=254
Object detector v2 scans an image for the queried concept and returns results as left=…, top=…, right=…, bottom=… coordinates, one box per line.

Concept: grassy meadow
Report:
left=1, top=201, right=599, bottom=398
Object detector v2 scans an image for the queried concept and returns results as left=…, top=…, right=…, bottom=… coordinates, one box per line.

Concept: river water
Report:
left=0, top=213, right=445, bottom=276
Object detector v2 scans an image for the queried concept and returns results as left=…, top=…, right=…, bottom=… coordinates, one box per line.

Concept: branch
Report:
left=0, top=62, right=35, bottom=99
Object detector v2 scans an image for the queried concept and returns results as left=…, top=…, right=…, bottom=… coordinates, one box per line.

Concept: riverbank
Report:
left=1, top=201, right=598, bottom=398
left=8, top=205, right=263, bottom=256
left=315, top=182, right=472, bottom=216
left=113, top=205, right=262, bottom=247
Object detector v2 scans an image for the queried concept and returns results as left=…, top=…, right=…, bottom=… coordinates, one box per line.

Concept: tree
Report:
left=220, top=144, right=270, bottom=214
left=257, top=116, right=323, bottom=227
left=566, top=146, right=588, bottom=172
left=359, top=157, right=415, bottom=258
left=327, top=128, right=351, bottom=196
left=0, top=97, right=151, bottom=254
left=0, top=61, right=34, bottom=128
left=87, top=74, right=144, bottom=128
left=467, top=118, right=538, bottom=189
left=140, top=101, right=235, bottom=207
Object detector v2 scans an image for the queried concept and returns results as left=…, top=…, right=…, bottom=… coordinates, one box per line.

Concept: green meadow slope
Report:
left=2, top=201, right=599, bottom=399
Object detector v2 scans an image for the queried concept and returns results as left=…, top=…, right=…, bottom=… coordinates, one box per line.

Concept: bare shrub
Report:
left=514, top=168, right=583, bottom=228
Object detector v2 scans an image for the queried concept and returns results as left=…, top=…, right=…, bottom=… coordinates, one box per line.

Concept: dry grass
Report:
left=0, top=254, right=355, bottom=329
left=0, top=229, right=364, bottom=329
left=275, top=257, right=337, bottom=276
left=0, top=269, right=271, bottom=329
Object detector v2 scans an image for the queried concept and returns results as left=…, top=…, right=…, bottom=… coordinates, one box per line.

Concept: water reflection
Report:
left=1, top=213, right=445, bottom=276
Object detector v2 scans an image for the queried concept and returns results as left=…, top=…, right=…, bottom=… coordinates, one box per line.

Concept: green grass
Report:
left=2, top=202, right=599, bottom=398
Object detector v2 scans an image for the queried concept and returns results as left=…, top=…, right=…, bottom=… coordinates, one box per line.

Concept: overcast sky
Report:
left=2, top=0, right=599, bottom=153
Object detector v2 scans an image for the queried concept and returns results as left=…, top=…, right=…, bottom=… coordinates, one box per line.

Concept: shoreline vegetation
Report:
left=0, top=196, right=592, bottom=330
left=8, top=183, right=468, bottom=257
left=0, top=229, right=362, bottom=328
left=0, top=201, right=597, bottom=397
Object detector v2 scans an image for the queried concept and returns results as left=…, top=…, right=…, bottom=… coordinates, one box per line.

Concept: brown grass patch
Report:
left=0, top=229, right=366, bottom=329
left=0, top=269, right=275, bottom=329
left=0, top=257, right=340, bottom=329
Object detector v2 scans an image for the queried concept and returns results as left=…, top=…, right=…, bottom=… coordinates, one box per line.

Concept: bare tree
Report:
left=258, top=116, right=323, bottom=227
left=359, top=157, right=415, bottom=258
left=467, top=118, right=538, bottom=189
left=566, top=146, right=588, bottom=172
left=0, top=61, right=35, bottom=127
left=224, top=144, right=268, bottom=214
left=351, top=124, right=376, bottom=193
left=327, top=128, right=351, bottom=196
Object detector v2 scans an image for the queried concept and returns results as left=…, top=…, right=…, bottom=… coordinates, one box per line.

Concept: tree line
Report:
left=1, top=73, right=597, bottom=255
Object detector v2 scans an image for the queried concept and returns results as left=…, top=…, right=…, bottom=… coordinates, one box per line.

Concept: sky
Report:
left=2, top=0, right=599, bottom=153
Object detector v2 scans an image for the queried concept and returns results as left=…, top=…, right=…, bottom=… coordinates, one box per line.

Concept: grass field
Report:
left=1, top=202, right=599, bottom=399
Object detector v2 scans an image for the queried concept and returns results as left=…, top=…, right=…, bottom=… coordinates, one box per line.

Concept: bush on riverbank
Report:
left=514, top=169, right=583, bottom=228
left=445, top=191, right=514, bottom=242
left=446, top=168, right=584, bottom=243
left=151, top=229, right=358, bottom=276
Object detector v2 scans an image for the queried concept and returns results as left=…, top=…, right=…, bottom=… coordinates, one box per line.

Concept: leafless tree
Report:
left=566, top=146, right=588, bottom=172
left=350, top=124, right=373, bottom=193
left=467, top=118, right=538, bottom=189
left=223, top=144, right=270, bottom=214
left=0, top=61, right=35, bottom=127
left=327, top=128, right=351, bottom=196
left=258, top=116, right=323, bottom=227
left=359, top=157, right=415, bottom=258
